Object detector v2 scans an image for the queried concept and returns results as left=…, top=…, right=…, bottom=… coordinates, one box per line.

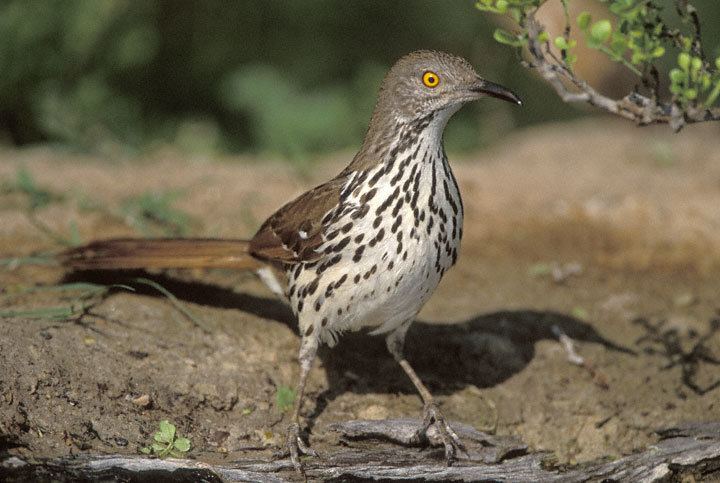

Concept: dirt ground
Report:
left=1, top=119, right=720, bottom=472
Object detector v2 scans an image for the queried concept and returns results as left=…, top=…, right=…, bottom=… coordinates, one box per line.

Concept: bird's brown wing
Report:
left=249, top=175, right=349, bottom=264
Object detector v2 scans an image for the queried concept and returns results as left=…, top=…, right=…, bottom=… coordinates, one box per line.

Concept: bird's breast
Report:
left=288, top=138, right=463, bottom=345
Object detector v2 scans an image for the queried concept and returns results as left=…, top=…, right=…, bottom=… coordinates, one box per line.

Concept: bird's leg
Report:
left=286, top=333, right=319, bottom=473
left=385, top=323, right=466, bottom=465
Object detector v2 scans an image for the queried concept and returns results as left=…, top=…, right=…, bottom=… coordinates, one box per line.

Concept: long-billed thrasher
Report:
left=62, top=50, right=521, bottom=470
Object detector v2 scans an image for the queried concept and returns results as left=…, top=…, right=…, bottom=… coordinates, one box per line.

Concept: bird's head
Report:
left=376, top=50, right=521, bottom=123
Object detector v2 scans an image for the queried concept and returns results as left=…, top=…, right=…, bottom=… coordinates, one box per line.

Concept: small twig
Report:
left=552, top=325, right=610, bottom=389
left=552, top=325, right=584, bottom=365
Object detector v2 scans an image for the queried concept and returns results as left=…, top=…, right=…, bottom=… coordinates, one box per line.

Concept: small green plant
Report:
left=140, top=420, right=191, bottom=458
left=275, top=385, right=296, bottom=413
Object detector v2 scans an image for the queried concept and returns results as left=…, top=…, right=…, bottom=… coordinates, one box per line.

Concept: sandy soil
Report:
left=1, top=119, right=719, bottom=471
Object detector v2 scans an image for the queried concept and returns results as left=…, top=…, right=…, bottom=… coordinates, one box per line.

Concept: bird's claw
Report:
left=286, top=422, right=319, bottom=473
left=415, top=401, right=467, bottom=465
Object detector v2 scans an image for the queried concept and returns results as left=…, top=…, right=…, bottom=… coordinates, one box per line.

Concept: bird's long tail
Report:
left=61, top=238, right=263, bottom=271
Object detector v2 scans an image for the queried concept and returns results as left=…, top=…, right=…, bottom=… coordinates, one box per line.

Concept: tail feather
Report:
left=61, top=238, right=262, bottom=271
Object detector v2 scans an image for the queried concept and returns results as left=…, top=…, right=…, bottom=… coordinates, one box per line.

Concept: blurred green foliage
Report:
left=1, top=0, right=719, bottom=160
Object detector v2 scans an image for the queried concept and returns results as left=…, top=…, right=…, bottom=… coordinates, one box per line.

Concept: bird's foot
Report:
left=286, top=422, right=319, bottom=473
left=413, top=401, right=467, bottom=465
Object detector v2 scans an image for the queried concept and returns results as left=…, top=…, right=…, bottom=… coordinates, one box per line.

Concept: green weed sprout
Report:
left=140, top=420, right=191, bottom=458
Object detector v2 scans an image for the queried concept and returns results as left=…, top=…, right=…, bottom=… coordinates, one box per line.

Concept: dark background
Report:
left=2, top=0, right=719, bottom=159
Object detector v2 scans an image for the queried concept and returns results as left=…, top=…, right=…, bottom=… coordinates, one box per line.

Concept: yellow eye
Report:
left=422, top=71, right=440, bottom=88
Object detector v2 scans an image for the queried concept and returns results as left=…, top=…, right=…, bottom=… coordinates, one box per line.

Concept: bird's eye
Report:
left=422, top=71, right=440, bottom=88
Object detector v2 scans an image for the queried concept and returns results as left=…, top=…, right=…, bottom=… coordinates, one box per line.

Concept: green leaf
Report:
left=493, top=28, right=525, bottom=47
left=702, top=75, right=711, bottom=90
left=495, top=0, right=508, bottom=13
left=154, top=432, right=171, bottom=443
left=158, top=420, right=176, bottom=442
left=140, top=446, right=152, bottom=454
left=151, top=442, right=167, bottom=453
left=610, top=36, right=628, bottom=56
left=173, top=437, right=191, bottom=452
left=577, top=12, right=591, bottom=30
left=590, top=20, right=612, bottom=44
left=691, top=57, right=702, bottom=72
left=651, top=46, right=665, bottom=58
left=275, top=385, right=296, bottom=412
left=669, top=68, right=685, bottom=84
left=554, top=37, right=568, bottom=50
left=678, top=52, right=691, bottom=71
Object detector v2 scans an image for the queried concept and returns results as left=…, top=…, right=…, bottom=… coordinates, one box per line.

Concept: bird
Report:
left=61, top=50, right=521, bottom=471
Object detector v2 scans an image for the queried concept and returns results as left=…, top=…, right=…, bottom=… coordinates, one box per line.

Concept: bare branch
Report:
left=521, top=11, right=720, bottom=132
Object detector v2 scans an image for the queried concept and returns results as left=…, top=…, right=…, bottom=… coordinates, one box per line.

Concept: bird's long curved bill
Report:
left=472, top=80, right=522, bottom=105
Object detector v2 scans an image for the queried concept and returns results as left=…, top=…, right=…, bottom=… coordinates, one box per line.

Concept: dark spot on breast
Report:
left=391, top=216, right=402, bottom=234
left=305, top=325, right=314, bottom=336
left=391, top=197, right=404, bottom=217
left=333, top=235, right=351, bottom=252
left=375, top=227, right=385, bottom=242
left=376, top=186, right=400, bottom=215
left=306, top=278, right=320, bottom=296
left=368, top=166, right=386, bottom=188
left=361, top=187, right=378, bottom=203
left=335, top=274, right=348, bottom=288
left=351, top=204, right=370, bottom=220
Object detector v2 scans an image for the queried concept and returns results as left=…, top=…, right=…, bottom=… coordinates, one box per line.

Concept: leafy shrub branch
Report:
left=477, top=0, right=720, bottom=131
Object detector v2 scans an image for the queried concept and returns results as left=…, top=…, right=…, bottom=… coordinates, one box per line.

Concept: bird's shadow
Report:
left=63, top=270, right=633, bottom=424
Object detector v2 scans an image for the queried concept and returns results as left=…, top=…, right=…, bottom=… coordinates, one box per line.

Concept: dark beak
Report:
left=470, top=79, right=522, bottom=105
